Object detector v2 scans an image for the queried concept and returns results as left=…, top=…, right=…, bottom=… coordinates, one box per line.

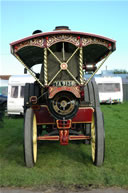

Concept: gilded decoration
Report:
left=13, top=37, right=44, bottom=52
left=46, top=35, right=80, bottom=47
left=47, top=35, right=111, bottom=49
left=13, top=34, right=111, bottom=53
left=82, top=37, right=110, bottom=49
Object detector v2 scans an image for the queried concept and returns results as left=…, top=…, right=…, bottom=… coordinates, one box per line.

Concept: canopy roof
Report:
left=10, top=28, right=116, bottom=69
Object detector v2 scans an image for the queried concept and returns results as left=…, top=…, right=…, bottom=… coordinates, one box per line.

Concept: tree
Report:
left=113, top=69, right=128, bottom=74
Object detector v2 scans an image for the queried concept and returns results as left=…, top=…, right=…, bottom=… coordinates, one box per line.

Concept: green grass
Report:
left=0, top=103, right=128, bottom=189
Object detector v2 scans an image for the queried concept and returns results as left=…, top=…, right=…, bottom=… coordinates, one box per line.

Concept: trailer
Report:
left=10, top=26, right=116, bottom=167
left=7, top=75, right=34, bottom=115
left=95, top=76, right=123, bottom=103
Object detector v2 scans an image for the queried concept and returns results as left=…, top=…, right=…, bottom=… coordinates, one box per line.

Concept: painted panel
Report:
left=35, top=105, right=94, bottom=125
left=72, top=107, right=94, bottom=123
left=35, top=106, right=55, bottom=125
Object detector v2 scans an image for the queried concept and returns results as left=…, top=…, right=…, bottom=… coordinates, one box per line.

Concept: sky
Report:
left=0, top=0, right=128, bottom=75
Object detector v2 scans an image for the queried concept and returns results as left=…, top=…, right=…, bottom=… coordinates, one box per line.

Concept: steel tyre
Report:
left=91, top=80, right=100, bottom=107
left=84, top=80, right=100, bottom=107
left=24, top=83, right=40, bottom=112
left=24, top=83, right=30, bottom=112
left=84, top=80, right=100, bottom=144
left=82, top=123, right=91, bottom=144
left=84, top=123, right=91, bottom=144
left=24, top=108, right=37, bottom=167
left=91, top=107, right=105, bottom=166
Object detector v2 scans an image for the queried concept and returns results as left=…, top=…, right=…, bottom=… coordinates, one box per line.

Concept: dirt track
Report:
left=1, top=187, right=128, bottom=193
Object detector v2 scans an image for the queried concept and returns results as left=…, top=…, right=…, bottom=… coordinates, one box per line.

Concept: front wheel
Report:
left=24, top=108, right=37, bottom=167
left=91, top=108, right=105, bottom=166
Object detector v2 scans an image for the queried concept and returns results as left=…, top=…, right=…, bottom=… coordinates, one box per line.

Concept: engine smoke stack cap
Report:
left=32, top=30, right=42, bottom=35
left=54, top=26, right=70, bottom=31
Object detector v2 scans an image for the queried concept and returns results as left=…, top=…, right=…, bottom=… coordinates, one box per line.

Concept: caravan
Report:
left=95, top=76, right=123, bottom=103
left=7, top=75, right=34, bottom=115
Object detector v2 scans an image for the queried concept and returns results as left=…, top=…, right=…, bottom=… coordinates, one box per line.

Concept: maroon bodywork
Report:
left=31, top=105, right=93, bottom=145
left=35, top=105, right=93, bottom=125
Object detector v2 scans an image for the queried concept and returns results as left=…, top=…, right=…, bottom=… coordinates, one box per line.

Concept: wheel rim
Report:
left=33, top=114, right=37, bottom=163
left=91, top=114, right=96, bottom=162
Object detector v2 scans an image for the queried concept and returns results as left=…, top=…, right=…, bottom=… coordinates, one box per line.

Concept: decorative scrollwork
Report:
left=82, top=37, right=109, bottom=49
left=13, top=37, right=44, bottom=52
left=46, top=35, right=80, bottom=47
left=13, top=34, right=111, bottom=53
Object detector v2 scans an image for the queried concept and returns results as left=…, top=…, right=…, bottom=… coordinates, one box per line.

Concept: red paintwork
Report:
left=37, top=133, right=91, bottom=142
left=57, top=120, right=71, bottom=129
left=69, top=135, right=91, bottom=140
left=49, top=86, right=80, bottom=99
left=59, top=129, right=69, bottom=145
left=72, top=107, right=94, bottom=123
left=37, top=136, right=59, bottom=140
left=35, top=106, right=55, bottom=125
left=35, top=105, right=94, bottom=125
left=10, top=30, right=116, bottom=46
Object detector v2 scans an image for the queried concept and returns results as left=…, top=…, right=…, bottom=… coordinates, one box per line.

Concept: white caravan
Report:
left=7, top=75, right=35, bottom=115
left=95, top=76, right=123, bottom=103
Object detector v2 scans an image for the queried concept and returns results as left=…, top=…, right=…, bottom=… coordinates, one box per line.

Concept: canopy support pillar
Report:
left=44, top=48, right=48, bottom=85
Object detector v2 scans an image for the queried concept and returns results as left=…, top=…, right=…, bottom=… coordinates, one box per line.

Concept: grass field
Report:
left=0, top=103, right=128, bottom=189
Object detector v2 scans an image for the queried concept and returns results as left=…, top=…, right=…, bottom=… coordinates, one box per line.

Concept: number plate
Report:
left=53, top=81, right=76, bottom=87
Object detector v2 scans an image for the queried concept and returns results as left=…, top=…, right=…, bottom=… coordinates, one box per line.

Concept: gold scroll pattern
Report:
left=46, top=35, right=80, bottom=47
left=13, top=38, right=44, bottom=52
left=12, top=35, right=111, bottom=53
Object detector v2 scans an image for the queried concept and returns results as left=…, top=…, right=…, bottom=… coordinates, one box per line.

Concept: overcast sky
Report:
left=1, top=0, right=128, bottom=75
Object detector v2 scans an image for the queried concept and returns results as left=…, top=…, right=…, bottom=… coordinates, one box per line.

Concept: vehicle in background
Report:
left=0, top=95, right=7, bottom=110
left=0, top=78, right=8, bottom=110
left=7, top=75, right=34, bottom=115
left=95, top=76, right=123, bottom=103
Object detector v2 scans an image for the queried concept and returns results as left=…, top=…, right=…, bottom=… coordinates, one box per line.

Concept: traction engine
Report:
left=10, top=26, right=116, bottom=167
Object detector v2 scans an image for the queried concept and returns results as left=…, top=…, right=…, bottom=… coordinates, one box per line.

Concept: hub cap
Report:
left=52, top=92, right=76, bottom=116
